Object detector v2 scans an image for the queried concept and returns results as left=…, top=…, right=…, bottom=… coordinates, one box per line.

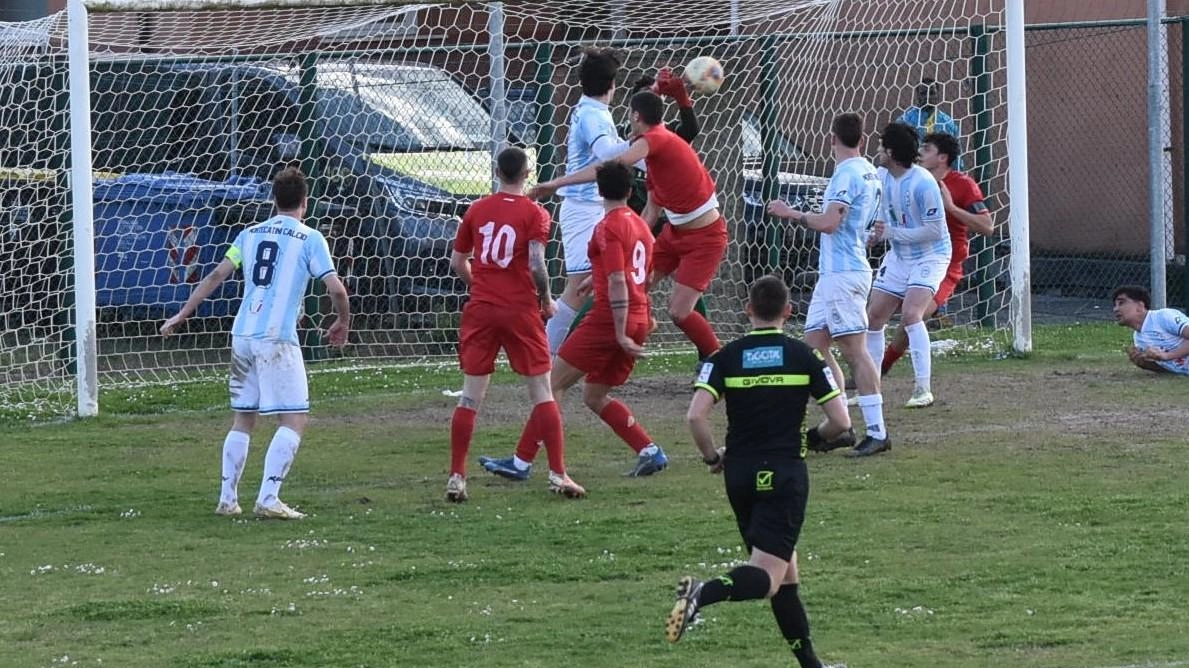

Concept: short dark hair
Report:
left=923, top=132, right=960, bottom=168
left=748, top=275, right=789, bottom=321
left=273, top=166, right=308, bottom=211
left=630, top=91, right=664, bottom=126
left=496, top=146, right=529, bottom=183
left=1112, top=285, right=1151, bottom=309
left=596, top=161, right=634, bottom=201
left=831, top=113, right=863, bottom=149
left=880, top=122, right=920, bottom=168
left=578, top=47, right=621, bottom=97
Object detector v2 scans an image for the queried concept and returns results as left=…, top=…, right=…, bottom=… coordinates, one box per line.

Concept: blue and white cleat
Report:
left=479, top=455, right=531, bottom=481
left=627, top=447, right=668, bottom=477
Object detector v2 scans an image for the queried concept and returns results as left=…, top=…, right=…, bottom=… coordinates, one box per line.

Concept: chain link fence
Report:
left=1026, top=18, right=1185, bottom=322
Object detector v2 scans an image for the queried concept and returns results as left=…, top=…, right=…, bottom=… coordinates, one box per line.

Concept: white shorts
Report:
left=872, top=254, right=950, bottom=298
left=229, top=337, right=309, bottom=415
left=805, top=270, right=872, bottom=337
left=559, top=198, right=604, bottom=274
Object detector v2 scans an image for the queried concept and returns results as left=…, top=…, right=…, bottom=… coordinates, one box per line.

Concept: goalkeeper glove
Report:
left=655, top=67, right=693, bottom=108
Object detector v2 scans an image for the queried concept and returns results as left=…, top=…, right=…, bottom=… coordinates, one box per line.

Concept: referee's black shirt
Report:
left=694, top=328, right=841, bottom=459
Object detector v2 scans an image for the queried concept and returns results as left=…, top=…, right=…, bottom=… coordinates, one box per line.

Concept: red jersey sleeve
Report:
left=599, top=219, right=627, bottom=274
left=531, top=204, right=551, bottom=244
left=454, top=212, right=475, bottom=254
left=950, top=173, right=987, bottom=212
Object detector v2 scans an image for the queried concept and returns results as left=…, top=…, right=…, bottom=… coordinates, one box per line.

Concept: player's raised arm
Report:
left=160, top=258, right=237, bottom=337
left=530, top=139, right=650, bottom=199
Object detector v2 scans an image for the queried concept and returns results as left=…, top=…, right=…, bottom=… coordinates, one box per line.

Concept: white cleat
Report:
left=214, top=501, right=242, bottom=516
left=548, top=472, right=586, bottom=499
left=445, top=473, right=469, bottom=503
left=904, top=388, right=934, bottom=408
left=253, top=500, right=306, bottom=520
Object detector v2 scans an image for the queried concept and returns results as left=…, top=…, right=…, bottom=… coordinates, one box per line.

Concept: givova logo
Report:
left=742, top=346, right=783, bottom=369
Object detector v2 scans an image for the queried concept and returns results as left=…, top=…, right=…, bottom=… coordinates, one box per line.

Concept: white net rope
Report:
left=0, top=0, right=1010, bottom=418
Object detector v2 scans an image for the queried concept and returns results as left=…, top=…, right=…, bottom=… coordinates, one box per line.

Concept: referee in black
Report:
left=666, top=275, right=851, bottom=668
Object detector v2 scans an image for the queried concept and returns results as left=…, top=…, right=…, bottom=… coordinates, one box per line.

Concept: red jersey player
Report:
left=481, top=161, right=669, bottom=481
left=531, top=90, right=726, bottom=364
left=880, top=132, right=994, bottom=386
left=447, top=147, right=584, bottom=502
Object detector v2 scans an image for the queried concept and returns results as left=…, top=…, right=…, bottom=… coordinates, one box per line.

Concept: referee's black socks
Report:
left=770, top=583, right=823, bottom=668
left=698, top=564, right=770, bottom=606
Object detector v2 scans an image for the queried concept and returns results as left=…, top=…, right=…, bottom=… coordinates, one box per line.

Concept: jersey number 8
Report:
left=253, top=241, right=280, bottom=287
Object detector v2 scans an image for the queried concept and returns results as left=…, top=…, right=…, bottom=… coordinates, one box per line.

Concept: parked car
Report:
left=1, top=59, right=518, bottom=324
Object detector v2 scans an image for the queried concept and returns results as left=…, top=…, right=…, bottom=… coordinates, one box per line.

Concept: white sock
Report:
left=905, top=321, right=932, bottom=393
left=220, top=430, right=250, bottom=504
left=867, top=326, right=886, bottom=372
left=639, top=444, right=659, bottom=456
left=545, top=300, right=578, bottom=356
left=512, top=456, right=532, bottom=471
left=256, top=426, right=301, bottom=507
left=857, top=394, right=887, bottom=440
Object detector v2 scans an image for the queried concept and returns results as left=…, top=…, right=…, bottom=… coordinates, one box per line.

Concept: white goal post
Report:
left=3, top=0, right=1029, bottom=419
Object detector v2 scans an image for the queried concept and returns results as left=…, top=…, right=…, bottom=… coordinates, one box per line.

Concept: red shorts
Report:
left=933, top=257, right=965, bottom=307
left=458, top=301, right=550, bottom=376
left=652, top=216, right=728, bottom=293
left=557, top=314, right=650, bottom=387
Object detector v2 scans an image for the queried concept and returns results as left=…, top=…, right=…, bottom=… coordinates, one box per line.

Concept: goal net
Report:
left=0, top=0, right=1016, bottom=418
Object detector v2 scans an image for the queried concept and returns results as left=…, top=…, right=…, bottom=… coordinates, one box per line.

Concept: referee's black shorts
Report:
left=723, top=455, right=809, bottom=562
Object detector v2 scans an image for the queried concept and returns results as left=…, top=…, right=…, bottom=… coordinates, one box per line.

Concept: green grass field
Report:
left=3, top=323, right=1188, bottom=668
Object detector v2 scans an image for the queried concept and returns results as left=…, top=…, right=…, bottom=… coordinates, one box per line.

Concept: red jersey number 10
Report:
left=478, top=222, right=516, bottom=268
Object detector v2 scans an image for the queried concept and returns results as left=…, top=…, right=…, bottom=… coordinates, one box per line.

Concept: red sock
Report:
left=882, top=345, right=905, bottom=375
left=531, top=401, right=567, bottom=474
left=598, top=399, right=653, bottom=453
left=675, top=312, right=720, bottom=359
left=449, top=406, right=477, bottom=476
left=513, top=416, right=541, bottom=463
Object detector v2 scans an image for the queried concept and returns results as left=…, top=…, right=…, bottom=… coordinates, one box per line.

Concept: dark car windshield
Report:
left=316, top=69, right=489, bottom=152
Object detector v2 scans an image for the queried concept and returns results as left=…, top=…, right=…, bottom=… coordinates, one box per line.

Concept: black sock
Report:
left=697, top=564, right=771, bottom=607
left=770, top=584, right=822, bottom=668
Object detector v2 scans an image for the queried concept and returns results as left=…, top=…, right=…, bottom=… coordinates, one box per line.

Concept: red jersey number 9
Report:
left=631, top=240, right=647, bottom=285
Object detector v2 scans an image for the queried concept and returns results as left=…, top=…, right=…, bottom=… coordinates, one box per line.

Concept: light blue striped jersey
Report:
left=819, top=157, right=880, bottom=274
left=878, top=164, right=951, bottom=262
left=557, top=96, right=620, bottom=202
left=225, top=214, right=335, bottom=345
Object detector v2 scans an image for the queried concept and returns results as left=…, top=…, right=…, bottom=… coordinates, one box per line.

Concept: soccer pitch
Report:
left=2, top=323, right=1188, bottom=668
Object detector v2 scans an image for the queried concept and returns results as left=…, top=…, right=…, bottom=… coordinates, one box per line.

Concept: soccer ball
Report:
left=683, top=56, right=725, bottom=94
